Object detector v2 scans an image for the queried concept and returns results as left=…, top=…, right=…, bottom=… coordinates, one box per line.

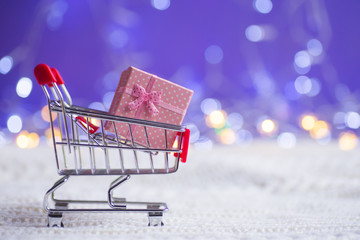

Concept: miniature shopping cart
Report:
left=34, top=64, right=190, bottom=227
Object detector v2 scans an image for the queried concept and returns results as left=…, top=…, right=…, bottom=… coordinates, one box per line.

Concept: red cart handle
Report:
left=48, top=67, right=65, bottom=87
left=34, top=63, right=56, bottom=86
left=174, top=128, right=190, bottom=163
left=75, top=116, right=99, bottom=134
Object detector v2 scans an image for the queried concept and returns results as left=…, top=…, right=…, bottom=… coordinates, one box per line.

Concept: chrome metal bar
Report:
left=113, top=122, right=125, bottom=173
left=86, top=117, right=96, bottom=174
left=75, top=126, right=82, bottom=170
left=42, top=86, right=60, bottom=171
left=128, top=124, right=139, bottom=173
left=101, top=120, right=110, bottom=174
left=55, top=141, right=181, bottom=152
left=164, top=129, right=169, bottom=173
left=57, top=112, right=67, bottom=169
left=70, top=114, right=79, bottom=174
left=53, top=84, right=71, bottom=153
left=108, top=175, right=131, bottom=208
left=144, top=126, right=155, bottom=173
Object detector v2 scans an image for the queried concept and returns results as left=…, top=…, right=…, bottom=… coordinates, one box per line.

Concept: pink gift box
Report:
left=105, top=66, right=193, bottom=149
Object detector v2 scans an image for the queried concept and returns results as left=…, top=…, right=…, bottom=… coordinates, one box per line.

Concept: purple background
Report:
left=1, top=0, right=359, bottom=144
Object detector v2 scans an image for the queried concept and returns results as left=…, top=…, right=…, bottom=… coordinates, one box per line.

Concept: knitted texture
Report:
left=1, top=141, right=360, bottom=239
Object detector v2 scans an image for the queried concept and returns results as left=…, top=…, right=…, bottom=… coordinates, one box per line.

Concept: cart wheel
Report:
left=148, top=212, right=164, bottom=227
left=47, top=212, right=64, bottom=228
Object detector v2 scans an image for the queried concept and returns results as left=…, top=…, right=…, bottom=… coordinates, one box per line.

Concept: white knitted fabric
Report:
left=1, top=141, right=360, bottom=239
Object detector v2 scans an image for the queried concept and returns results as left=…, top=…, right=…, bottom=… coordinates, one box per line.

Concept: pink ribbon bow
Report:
left=128, top=83, right=162, bottom=116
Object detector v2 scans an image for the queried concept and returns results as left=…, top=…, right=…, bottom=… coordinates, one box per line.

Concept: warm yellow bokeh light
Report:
left=219, top=128, right=236, bottom=145
left=41, top=105, right=57, bottom=122
left=301, top=115, right=317, bottom=131
left=27, top=132, right=40, bottom=148
left=16, top=131, right=40, bottom=149
left=261, top=119, right=275, bottom=133
left=338, top=131, right=358, bottom=151
left=206, top=110, right=226, bottom=128
left=310, top=120, right=329, bottom=139
left=16, top=131, right=29, bottom=149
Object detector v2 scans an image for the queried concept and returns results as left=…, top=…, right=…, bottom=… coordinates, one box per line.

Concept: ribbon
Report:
left=128, top=83, right=162, bottom=116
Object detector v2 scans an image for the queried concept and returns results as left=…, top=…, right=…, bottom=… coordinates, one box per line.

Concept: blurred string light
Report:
left=102, top=91, right=115, bottom=110
left=333, top=112, right=346, bottom=129
left=206, top=110, right=227, bottom=129
left=193, top=137, right=213, bottom=150
left=219, top=128, right=236, bottom=145
left=16, top=77, right=33, bottom=98
left=204, top=45, right=223, bottom=64
left=257, top=118, right=277, bottom=136
left=16, top=131, right=40, bottom=149
left=338, top=131, right=358, bottom=151
left=294, top=76, right=311, bottom=94
left=245, top=25, right=265, bottom=42
left=151, top=0, right=171, bottom=10
left=307, top=39, right=323, bottom=57
left=253, top=0, right=273, bottom=14
left=277, top=132, right=297, bottom=149
left=300, top=114, right=317, bottom=131
left=344, top=112, right=360, bottom=129
left=41, top=105, right=57, bottom=122
left=236, top=129, right=253, bottom=146
left=0, top=56, right=13, bottom=74
left=309, top=120, right=330, bottom=140
left=47, top=0, right=68, bottom=30
left=226, top=113, right=244, bottom=131
left=200, top=98, right=221, bottom=115
left=109, top=29, right=128, bottom=48
left=89, top=102, right=106, bottom=111
left=7, top=115, right=22, bottom=133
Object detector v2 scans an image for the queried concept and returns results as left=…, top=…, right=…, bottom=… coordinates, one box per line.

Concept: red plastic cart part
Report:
left=34, top=64, right=56, bottom=86
left=75, top=116, right=99, bottom=134
left=48, top=67, right=65, bottom=87
left=174, top=128, right=190, bottom=163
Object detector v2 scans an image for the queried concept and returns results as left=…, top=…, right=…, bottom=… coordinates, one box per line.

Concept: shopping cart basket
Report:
left=34, top=64, right=190, bottom=227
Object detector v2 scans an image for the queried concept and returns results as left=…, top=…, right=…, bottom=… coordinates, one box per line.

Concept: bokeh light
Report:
left=219, top=128, right=236, bottom=145
left=206, top=110, right=227, bottom=129
left=41, top=105, right=57, bottom=122
left=204, top=45, right=223, bottom=64
left=294, top=50, right=312, bottom=69
left=277, top=132, right=297, bottom=149
left=109, top=29, right=128, bottom=48
left=309, top=120, right=330, bottom=139
left=226, top=113, right=244, bottom=131
left=344, top=112, right=360, bottom=129
left=16, top=131, right=40, bottom=149
left=194, top=137, right=213, bottom=150
left=300, top=115, right=317, bottom=131
left=16, top=77, right=33, bottom=98
left=294, top=76, right=312, bottom=95
left=151, top=0, right=171, bottom=10
left=307, top=39, right=323, bottom=57
left=253, top=0, right=273, bottom=14
left=201, top=98, right=221, bottom=115
left=338, top=131, right=358, bottom=151
left=236, top=130, right=253, bottom=146
left=0, top=55, right=13, bottom=74
left=259, top=119, right=277, bottom=135
left=245, top=25, right=265, bottom=42
left=7, top=115, right=22, bottom=133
